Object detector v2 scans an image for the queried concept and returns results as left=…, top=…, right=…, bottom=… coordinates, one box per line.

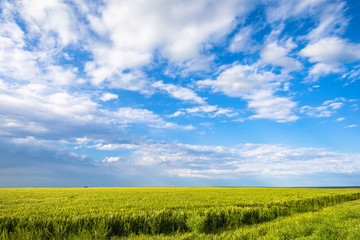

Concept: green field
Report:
left=1, top=187, right=360, bottom=239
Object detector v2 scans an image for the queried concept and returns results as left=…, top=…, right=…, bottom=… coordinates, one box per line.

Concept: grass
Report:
left=129, top=199, right=360, bottom=239
left=0, top=187, right=359, bottom=239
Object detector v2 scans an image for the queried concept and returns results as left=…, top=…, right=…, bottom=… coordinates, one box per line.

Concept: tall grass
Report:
left=0, top=188, right=359, bottom=239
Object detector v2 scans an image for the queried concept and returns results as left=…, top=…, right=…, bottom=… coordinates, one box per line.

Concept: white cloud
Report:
left=93, top=141, right=360, bottom=177
left=0, top=82, right=97, bottom=130
left=301, top=37, right=360, bottom=64
left=336, top=117, right=345, bottom=122
left=0, top=2, right=81, bottom=87
left=110, top=107, right=192, bottom=130
left=1, top=117, right=48, bottom=134
left=100, top=93, right=118, bottom=102
left=18, top=0, right=79, bottom=47
left=263, top=0, right=353, bottom=81
left=151, top=80, right=238, bottom=119
left=1, top=0, right=359, bottom=187
left=84, top=0, right=254, bottom=88
left=300, top=37, right=360, bottom=79
left=3, top=0, right=232, bottom=92
left=183, top=105, right=237, bottom=118
left=0, top=81, right=191, bottom=138
left=167, top=169, right=214, bottom=179
left=185, top=105, right=217, bottom=113
left=152, top=81, right=205, bottom=104
left=306, top=2, right=347, bottom=42
left=198, top=64, right=298, bottom=122
left=199, top=64, right=277, bottom=97
left=351, top=103, right=359, bottom=111
left=85, top=62, right=151, bottom=93
left=229, top=26, right=257, bottom=53
left=102, top=156, right=122, bottom=163
left=247, top=90, right=298, bottom=122
left=341, top=65, right=360, bottom=84
left=92, top=143, right=138, bottom=151
left=260, top=42, right=302, bottom=73
left=300, top=98, right=346, bottom=118
left=167, top=111, right=186, bottom=118
left=0, top=21, right=39, bottom=81
left=308, top=63, right=343, bottom=76
left=45, top=65, right=78, bottom=86
left=265, top=0, right=326, bottom=23
left=10, top=136, right=71, bottom=149
left=74, top=137, right=91, bottom=145
left=212, top=108, right=238, bottom=118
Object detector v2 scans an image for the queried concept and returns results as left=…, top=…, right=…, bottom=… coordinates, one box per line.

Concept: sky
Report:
left=1, top=0, right=360, bottom=187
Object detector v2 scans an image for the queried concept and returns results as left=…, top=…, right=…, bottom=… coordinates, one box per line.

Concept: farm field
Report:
left=0, top=187, right=360, bottom=239
left=129, top=198, right=360, bottom=240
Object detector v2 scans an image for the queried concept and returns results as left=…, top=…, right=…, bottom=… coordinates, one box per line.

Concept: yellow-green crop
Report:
left=0, top=187, right=359, bottom=239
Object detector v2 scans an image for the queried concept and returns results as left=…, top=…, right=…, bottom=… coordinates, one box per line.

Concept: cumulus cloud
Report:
left=84, top=0, right=253, bottom=87
left=1, top=0, right=359, bottom=187
left=198, top=64, right=298, bottom=122
left=45, top=65, right=78, bottom=86
left=260, top=41, right=302, bottom=73
left=102, top=156, right=122, bottom=163
left=0, top=1, right=82, bottom=87
left=166, top=111, right=186, bottom=118
left=100, top=93, right=118, bottom=102
left=0, top=21, right=39, bottom=81
left=152, top=81, right=205, bottom=104
left=300, top=37, right=360, bottom=80
left=247, top=90, right=298, bottom=122
left=17, top=0, right=80, bottom=47
left=90, top=140, right=360, bottom=177
left=199, top=64, right=277, bottom=97
left=263, top=0, right=354, bottom=81
left=301, top=37, right=360, bottom=64
left=300, top=97, right=346, bottom=118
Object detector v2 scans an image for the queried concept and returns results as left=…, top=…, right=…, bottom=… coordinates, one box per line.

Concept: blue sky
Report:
left=1, top=0, right=360, bottom=187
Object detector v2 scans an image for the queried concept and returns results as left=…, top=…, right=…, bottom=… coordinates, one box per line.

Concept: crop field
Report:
left=0, top=187, right=360, bottom=239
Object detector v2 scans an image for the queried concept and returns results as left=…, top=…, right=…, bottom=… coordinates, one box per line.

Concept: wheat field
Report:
left=1, top=187, right=359, bottom=239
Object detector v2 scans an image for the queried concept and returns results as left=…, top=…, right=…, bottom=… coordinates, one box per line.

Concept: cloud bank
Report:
left=1, top=0, right=359, bottom=187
